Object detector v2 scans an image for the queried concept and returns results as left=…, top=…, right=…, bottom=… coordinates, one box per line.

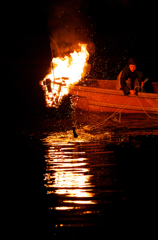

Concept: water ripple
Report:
left=42, top=129, right=124, bottom=228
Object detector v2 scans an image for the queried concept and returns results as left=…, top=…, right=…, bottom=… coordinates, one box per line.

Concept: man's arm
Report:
left=121, top=66, right=130, bottom=95
left=137, top=70, right=143, bottom=84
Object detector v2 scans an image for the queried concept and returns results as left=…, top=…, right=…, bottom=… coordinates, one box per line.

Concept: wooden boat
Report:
left=69, top=79, right=158, bottom=113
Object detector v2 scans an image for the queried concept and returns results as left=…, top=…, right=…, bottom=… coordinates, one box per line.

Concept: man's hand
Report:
left=130, top=90, right=136, bottom=95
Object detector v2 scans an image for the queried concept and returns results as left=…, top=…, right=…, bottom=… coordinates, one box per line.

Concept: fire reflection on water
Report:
left=42, top=127, right=125, bottom=229
left=43, top=133, right=97, bottom=211
left=40, top=113, right=158, bottom=231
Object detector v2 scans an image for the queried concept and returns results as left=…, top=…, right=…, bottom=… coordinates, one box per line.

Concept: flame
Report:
left=40, top=43, right=89, bottom=107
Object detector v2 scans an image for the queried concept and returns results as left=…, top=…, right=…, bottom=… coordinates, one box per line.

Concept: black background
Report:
left=1, top=0, right=158, bottom=117
left=3, top=2, right=158, bottom=237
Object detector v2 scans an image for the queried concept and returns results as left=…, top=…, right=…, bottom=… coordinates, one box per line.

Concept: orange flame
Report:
left=40, top=43, right=89, bottom=107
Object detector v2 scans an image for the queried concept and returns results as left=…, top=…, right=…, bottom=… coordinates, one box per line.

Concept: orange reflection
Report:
left=64, top=200, right=96, bottom=204
left=43, top=135, right=96, bottom=208
left=54, top=206, right=74, bottom=210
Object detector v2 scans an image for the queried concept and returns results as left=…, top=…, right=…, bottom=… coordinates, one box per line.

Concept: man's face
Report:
left=129, top=64, right=136, bottom=72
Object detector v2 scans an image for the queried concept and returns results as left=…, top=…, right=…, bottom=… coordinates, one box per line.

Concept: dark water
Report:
left=8, top=111, right=158, bottom=239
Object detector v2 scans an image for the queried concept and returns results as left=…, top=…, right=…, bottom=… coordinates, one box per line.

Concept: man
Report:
left=117, top=58, right=144, bottom=95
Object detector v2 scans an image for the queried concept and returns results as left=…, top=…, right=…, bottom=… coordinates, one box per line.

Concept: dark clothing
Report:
left=121, top=65, right=143, bottom=95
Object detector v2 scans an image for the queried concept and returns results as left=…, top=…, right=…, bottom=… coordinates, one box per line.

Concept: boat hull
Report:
left=69, top=80, right=158, bottom=114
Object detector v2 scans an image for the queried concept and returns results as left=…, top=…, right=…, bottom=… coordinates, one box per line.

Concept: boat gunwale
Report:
left=70, top=85, right=158, bottom=99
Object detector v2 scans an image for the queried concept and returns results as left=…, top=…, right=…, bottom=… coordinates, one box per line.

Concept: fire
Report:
left=40, top=43, right=89, bottom=107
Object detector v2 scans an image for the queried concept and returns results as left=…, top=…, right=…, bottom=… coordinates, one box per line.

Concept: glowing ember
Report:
left=40, top=43, right=89, bottom=107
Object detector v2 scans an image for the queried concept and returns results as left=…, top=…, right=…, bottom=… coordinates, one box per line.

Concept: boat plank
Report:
left=69, top=80, right=158, bottom=113
left=89, top=100, right=158, bottom=112
left=70, top=85, right=158, bottom=99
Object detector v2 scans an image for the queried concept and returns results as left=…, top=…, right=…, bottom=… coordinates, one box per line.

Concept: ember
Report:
left=40, top=43, right=89, bottom=107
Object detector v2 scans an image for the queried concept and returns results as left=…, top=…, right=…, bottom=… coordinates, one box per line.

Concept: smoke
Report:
left=47, top=0, right=132, bottom=59
left=47, top=0, right=95, bottom=58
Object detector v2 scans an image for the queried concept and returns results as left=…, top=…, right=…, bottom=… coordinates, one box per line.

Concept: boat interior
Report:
left=76, top=79, right=158, bottom=93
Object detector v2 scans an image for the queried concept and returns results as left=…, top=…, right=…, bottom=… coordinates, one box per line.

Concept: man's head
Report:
left=128, top=58, right=137, bottom=72
left=129, top=64, right=136, bottom=72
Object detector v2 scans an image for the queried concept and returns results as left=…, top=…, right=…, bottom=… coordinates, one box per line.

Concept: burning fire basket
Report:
left=42, top=77, right=69, bottom=107
left=40, top=44, right=89, bottom=108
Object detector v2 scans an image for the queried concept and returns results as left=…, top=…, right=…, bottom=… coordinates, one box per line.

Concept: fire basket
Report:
left=42, top=77, right=69, bottom=107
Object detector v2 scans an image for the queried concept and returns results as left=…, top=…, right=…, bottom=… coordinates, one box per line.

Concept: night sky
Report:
left=2, top=0, right=158, bottom=117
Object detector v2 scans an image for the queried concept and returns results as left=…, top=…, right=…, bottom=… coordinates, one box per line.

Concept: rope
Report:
left=134, top=82, right=158, bottom=118
left=88, top=92, right=158, bottom=131
left=135, top=94, right=158, bottom=119
left=89, top=97, right=133, bottom=130
left=141, top=91, right=158, bottom=115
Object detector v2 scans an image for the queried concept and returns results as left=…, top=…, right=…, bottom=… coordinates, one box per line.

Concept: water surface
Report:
left=8, top=111, right=158, bottom=238
left=40, top=111, right=158, bottom=238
